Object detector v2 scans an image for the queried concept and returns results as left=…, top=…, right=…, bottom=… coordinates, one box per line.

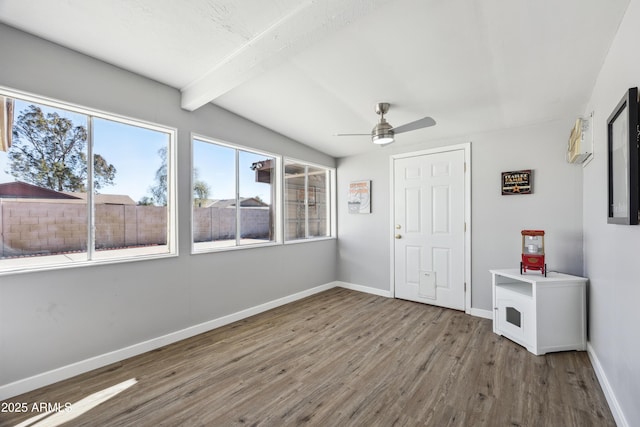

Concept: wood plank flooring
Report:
left=0, top=288, right=614, bottom=426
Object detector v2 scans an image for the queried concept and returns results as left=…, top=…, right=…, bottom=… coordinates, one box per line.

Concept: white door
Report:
left=393, top=149, right=466, bottom=310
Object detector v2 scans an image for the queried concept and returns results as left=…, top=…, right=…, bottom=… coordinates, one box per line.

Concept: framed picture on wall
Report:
left=348, top=180, right=371, bottom=214
left=501, top=169, right=532, bottom=195
left=607, top=87, right=639, bottom=225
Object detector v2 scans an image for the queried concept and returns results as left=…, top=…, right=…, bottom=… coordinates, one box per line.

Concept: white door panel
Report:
left=394, top=149, right=465, bottom=310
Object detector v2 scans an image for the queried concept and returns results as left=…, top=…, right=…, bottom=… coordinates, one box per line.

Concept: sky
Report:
left=192, top=139, right=273, bottom=203
left=1, top=99, right=272, bottom=204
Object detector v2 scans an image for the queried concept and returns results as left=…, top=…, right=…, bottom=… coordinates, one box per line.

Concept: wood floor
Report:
left=1, top=288, right=614, bottom=427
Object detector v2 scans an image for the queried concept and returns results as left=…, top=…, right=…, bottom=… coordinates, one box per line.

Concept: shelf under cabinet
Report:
left=495, top=281, right=532, bottom=298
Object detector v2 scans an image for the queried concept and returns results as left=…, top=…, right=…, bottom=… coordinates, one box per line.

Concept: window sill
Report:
left=190, top=236, right=336, bottom=254
left=284, top=236, right=336, bottom=245
left=191, top=239, right=279, bottom=254
left=0, top=247, right=177, bottom=277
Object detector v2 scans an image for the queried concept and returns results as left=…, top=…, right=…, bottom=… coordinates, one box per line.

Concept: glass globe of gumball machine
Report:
left=520, top=230, right=546, bottom=276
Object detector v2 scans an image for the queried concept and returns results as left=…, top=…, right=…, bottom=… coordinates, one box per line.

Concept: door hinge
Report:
left=464, top=282, right=467, bottom=292
left=464, top=222, right=467, bottom=232
left=464, top=162, right=467, bottom=173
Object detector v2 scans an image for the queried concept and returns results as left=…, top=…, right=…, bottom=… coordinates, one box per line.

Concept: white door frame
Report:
left=389, top=142, right=472, bottom=313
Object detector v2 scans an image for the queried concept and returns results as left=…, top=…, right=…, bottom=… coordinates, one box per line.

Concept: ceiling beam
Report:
left=180, top=0, right=392, bottom=111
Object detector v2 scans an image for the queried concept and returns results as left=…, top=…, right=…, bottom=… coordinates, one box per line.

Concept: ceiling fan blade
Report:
left=334, top=133, right=370, bottom=136
left=391, top=116, right=436, bottom=134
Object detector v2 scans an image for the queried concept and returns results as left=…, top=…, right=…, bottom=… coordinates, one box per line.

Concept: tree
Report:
left=148, top=150, right=210, bottom=207
left=148, top=146, right=167, bottom=206
left=8, top=105, right=116, bottom=192
left=137, top=196, right=154, bottom=206
left=193, top=169, right=210, bottom=207
left=92, top=153, right=117, bottom=191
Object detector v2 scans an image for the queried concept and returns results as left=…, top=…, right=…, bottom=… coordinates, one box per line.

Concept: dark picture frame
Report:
left=607, top=87, right=639, bottom=225
left=501, top=169, right=532, bottom=195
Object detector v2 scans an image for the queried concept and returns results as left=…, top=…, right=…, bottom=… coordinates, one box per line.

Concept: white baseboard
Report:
left=587, top=342, right=629, bottom=427
left=469, top=307, right=493, bottom=320
left=336, top=281, right=392, bottom=298
left=337, top=282, right=493, bottom=321
left=0, top=282, right=336, bottom=401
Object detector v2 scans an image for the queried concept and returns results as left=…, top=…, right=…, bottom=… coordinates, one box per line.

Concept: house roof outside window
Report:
left=0, top=181, right=136, bottom=205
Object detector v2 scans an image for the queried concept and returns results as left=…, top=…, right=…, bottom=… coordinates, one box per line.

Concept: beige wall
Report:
left=1, top=200, right=279, bottom=256
left=192, top=206, right=271, bottom=241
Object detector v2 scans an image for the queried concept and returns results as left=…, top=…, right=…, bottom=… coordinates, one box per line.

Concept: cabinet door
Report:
left=495, top=294, right=533, bottom=348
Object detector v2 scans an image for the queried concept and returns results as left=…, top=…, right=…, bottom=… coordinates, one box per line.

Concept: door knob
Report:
left=395, top=234, right=402, bottom=239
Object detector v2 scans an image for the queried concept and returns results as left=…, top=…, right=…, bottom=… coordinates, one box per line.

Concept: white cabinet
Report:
left=490, top=269, right=587, bottom=356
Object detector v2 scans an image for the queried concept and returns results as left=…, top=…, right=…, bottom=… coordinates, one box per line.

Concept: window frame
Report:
left=190, top=134, right=282, bottom=253
left=0, top=86, right=178, bottom=275
left=283, top=157, right=336, bottom=244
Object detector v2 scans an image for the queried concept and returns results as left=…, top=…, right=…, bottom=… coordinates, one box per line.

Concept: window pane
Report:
left=1, top=93, right=176, bottom=273
left=92, top=117, right=171, bottom=259
left=284, top=160, right=331, bottom=242
left=192, top=139, right=236, bottom=249
left=307, top=166, right=329, bottom=238
left=0, top=98, right=89, bottom=268
left=284, top=161, right=306, bottom=241
left=238, top=150, right=275, bottom=245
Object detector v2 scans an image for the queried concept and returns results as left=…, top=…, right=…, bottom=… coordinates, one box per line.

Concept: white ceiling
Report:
left=0, top=0, right=630, bottom=158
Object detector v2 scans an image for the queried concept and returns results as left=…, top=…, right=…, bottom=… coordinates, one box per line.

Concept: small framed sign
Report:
left=501, top=170, right=532, bottom=195
left=348, top=180, right=371, bottom=213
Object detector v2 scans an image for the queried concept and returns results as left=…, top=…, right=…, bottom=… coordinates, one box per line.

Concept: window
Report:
left=0, top=89, right=176, bottom=273
left=192, top=136, right=278, bottom=251
left=284, top=159, right=333, bottom=241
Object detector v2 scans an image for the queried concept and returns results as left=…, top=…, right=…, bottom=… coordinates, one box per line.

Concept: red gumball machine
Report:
left=520, top=230, right=546, bottom=276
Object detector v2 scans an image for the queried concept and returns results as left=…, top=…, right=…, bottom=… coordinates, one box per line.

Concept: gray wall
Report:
left=582, top=0, right=640, bottom=425
left=337, top=121, right=584, bottom=312
left=0, top=23, right=336, bottom=388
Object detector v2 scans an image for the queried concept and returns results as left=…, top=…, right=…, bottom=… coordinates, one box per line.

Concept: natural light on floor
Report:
left=13, top=378, right=137, bottom=427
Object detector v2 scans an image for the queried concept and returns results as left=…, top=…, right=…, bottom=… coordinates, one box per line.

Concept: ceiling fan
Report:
left=336, top=102, right=436, bottom=145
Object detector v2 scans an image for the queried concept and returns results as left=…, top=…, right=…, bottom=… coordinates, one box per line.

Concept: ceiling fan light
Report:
left=336, top=102, right=436, bottom=149
left=372, top=134, right=394, bottom=144
left=371, top=120, right=394, bottom=145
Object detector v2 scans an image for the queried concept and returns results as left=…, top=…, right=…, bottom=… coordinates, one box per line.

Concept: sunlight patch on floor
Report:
left=14, top=378, right=137, bottom=427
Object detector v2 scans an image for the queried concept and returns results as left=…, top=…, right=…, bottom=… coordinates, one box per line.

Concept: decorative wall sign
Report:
left=348, top=180, right=371, bottom=213
left=501, top=170, right=532, bottom=195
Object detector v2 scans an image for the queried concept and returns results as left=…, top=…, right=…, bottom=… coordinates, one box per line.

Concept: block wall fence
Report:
left=0, top=200, right=270, bottom=257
